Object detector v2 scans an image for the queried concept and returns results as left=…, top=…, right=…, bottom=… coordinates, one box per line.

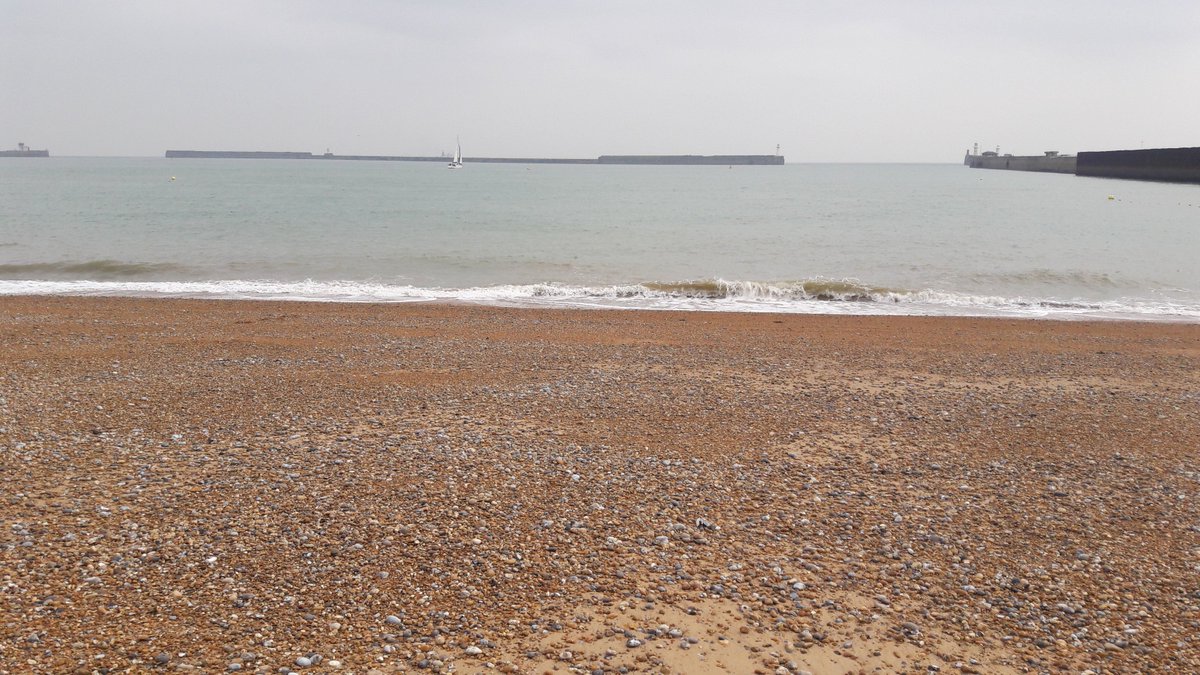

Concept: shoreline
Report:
left=2, top=296, right=1198, bottom=673
left=2, top=287, right=1197, bottom=324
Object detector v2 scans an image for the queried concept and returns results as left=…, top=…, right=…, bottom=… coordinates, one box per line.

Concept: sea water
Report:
left=1, top=157, right=1198, bottom=320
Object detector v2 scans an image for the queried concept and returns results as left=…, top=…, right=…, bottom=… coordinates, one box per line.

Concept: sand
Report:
left=1, top=296, right=1198, bottom=674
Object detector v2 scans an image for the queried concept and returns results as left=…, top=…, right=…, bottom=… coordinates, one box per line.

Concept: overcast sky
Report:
left=3, top=1, right=1198, bottom=161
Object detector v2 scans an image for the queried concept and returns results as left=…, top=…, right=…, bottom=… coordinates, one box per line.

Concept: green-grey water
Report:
left=2, top=157, right=1198, bottom=319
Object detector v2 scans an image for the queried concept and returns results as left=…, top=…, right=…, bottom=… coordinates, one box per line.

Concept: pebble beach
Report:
left=1, top=296, right=1198, bottom=674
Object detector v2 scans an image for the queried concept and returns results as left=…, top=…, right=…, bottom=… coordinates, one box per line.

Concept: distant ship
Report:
left=0, top=142, right=49, bottom=158
left=448, top=137, right=463, bottom=169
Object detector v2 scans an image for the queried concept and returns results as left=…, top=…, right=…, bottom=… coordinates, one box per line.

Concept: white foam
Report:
left=1, top=278, right=1197, bottom=322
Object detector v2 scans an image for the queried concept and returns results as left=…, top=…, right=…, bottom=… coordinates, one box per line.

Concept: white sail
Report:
left=449, top=137, right=463, bottom=168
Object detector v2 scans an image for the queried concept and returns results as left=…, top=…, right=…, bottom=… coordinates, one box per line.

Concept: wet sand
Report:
left=1, top=296, right=1198, bottom=674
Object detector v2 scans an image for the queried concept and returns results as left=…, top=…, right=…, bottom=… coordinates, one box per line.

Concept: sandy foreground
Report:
left=1, top=297, right=1198, bottom=675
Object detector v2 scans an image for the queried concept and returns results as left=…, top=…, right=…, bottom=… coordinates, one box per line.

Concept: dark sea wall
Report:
left=1076, top=147, right=1200, bottom=183
left=0, top=149, right=50, bottom=157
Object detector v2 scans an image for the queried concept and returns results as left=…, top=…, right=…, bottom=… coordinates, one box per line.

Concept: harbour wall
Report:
left=965, top=146, right=1200, bottom=184
left=1076, top=147, right=1200, bottom=183
left=0, top=149, right=50, bottom=157
left=964, top=154, right=1076, bottom=174
left=165, top=151, right=598, bottom=163
left=165, top=150, right=785, bottom=166
left=436, top=157, right=595, bottom=165
left=166, top=150, right=316, bottom=159
left=597, top=155, right=785, bottom=165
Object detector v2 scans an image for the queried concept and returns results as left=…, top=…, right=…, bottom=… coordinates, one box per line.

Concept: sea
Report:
left=2, top=157, right=1198, bottom=321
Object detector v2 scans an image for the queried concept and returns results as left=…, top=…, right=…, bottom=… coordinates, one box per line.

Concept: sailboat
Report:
left=448, top=137, right=463, bottom=169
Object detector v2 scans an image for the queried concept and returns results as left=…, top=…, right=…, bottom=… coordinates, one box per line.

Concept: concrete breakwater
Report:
left=165, top=150, right=785, bottom=166
left=597, top=154, right=785, bottom=165
left=966, top=146, right=1200, bottom=184
left=964, top=151, right=1075, bottom=174
left=164, top=150, right=596, bottom=164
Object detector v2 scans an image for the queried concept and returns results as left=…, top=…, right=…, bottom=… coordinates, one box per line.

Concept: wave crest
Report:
left=643, top=279, right=897, bottom=302
left=0, top=260, right=187, bottom=279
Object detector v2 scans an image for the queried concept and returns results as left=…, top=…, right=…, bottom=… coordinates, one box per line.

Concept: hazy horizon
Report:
left=4, top=1, right=1198, bottom=162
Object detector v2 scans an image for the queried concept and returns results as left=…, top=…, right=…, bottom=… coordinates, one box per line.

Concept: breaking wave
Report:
left=0, top=277, right=1197, bottom=322
left=641, top=279, right=901, bottom=301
